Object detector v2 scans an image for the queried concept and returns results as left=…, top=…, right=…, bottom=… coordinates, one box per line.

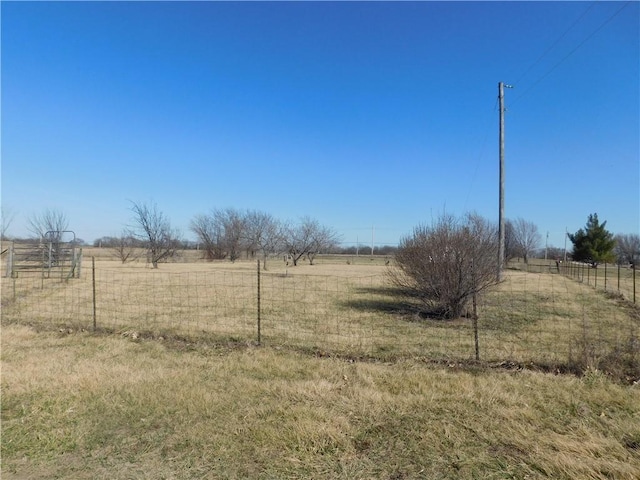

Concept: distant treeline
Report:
left=90, top=236, right=398, bottom=256
left=333, top=245, right=398, bottom=256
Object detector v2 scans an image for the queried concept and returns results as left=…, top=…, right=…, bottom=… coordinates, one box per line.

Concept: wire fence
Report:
left=511, top=259, right=636, bottom=304
left=2, top=258, right=638, bottom=376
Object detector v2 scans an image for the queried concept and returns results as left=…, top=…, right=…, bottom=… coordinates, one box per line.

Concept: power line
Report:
left=512, top=1, right=632, bottom=105
left=462, top=97, right=498, bottom=211
left=512, top=1, right=598, bottom=87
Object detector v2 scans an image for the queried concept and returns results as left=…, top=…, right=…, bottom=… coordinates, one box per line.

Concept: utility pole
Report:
left=371, top=225, right=375, bottom=256
left=497, top=81, right=513, bottom=281
left=545, top=231, right=549, bottom=261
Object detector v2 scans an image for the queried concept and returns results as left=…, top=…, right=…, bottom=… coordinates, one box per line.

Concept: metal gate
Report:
left=4, top=231, right=82, bottom=279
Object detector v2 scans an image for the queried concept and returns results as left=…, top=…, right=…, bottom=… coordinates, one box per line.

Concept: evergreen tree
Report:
left=568, top=213, right=615, bottom=267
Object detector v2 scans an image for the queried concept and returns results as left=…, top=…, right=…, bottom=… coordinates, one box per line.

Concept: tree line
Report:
left=3, top=205, right=638, bottom=270
left=100, top=202, right=343, bottom=269
left=4, top=205, right=637, bottom=321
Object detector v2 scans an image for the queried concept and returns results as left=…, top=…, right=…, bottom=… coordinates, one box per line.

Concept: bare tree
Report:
left=190, top=213, right=226, bottom=260
left=130, top=201, right=180, bottom=268
left=306, top=222, right=341, bottom=265
left=27, top=208, right=69, bottom=241
left=215, top=208, right=246, bottom=262
left=1, top=206, right=17, bottom=241
left=390, top=212, right=499, bottom=319
left=615, top=233, right=640, bottom=265
left=511, top=217, right=541, bottom=264
left=243, top=210, right=284, bottom=270
left=284, top=219, right=313, bottom=266
left=284, top=217, right=341, bottom=266
left=112, top=230, right=141, bottom=264
left=504, top=219, right=518, bottom=262
left=27, top=208, right=70, bottom=264
left=190, top=208, right=248, bottom=262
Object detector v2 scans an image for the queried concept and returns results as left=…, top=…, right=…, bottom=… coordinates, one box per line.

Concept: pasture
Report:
left=2, top=252, right=640, bottom=478
left=2, top=253, right=638, bottom=375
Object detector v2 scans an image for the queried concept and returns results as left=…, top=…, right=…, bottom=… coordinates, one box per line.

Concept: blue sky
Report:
left=2, top=1, right=638, bottom=249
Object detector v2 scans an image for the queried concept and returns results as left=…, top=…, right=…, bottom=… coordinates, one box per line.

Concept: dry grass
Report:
left=510, top=258, right=637, bottom=304
left=2, top=323, right=639, bottom=479
left=2, top=257, right=639, bottom=380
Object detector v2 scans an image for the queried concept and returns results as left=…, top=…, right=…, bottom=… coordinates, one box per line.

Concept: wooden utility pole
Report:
left=497, top=81, right=512, bottom=281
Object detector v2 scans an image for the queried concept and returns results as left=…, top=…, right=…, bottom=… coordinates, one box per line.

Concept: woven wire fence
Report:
left=511, top=260, right=636, bottom=304
left=2, top=259, right=638, bottom=369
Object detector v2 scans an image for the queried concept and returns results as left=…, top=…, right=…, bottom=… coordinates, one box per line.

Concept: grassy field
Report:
left=2, top=254, right=640, bottom=478
left=2, top=322, right=640, bottom=479
left=2, top=255, right=639, bottom=379
left=508, top=258, right=637, bottom=304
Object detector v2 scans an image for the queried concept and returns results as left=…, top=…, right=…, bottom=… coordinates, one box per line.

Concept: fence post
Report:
left=41, top=247, right=45, bottom=287
left=5, top=242, right=14, bottom=278
left=471, top=260, right=480, bottom=361
left=76, top=248, right=83, bottom=278
left=634, top=266, right=636, bottom=304
left=92, top=256, right=97, bottom=331
left=257, top=258, right=261, bottom=345
left=618, top=263, right=621, bottom=292
left=585, top=264, right=588, bottom=284
left=604, top=262, right=607, bottom=291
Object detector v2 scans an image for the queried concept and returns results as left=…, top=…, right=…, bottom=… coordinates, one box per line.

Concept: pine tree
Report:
left=568, top=213, right=615, bottom=267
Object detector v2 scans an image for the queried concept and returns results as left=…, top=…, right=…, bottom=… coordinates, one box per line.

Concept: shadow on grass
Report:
left=342, top=286, right=460, bottom=323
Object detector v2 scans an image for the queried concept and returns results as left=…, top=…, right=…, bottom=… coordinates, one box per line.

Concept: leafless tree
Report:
left=27, top=208, right=69, bottom=241
left=190, top=213, right=226, bottom=260
left=615, top=233, right=640, bottom=265
left=284, top=217, right=341, bottom=266
left=215, top=208, right=246, bottom=262
left=112, top=230, right=141, bottom=264
left=27, top=208, right=71, bottom=264
left=1, top=206, right=17, bottom=241
left=130, top=201, right=180, bottom=268
left=510, top=217, right=541, bottom=264
left=306, top=222, right=341, bottom=265
left=390, top=212, right=499, bottom=319
left=190, top=208, right=247, bottom=262
left=504, top=219, right=518, bottom=262
left=243, top=210, right=284, bottom=270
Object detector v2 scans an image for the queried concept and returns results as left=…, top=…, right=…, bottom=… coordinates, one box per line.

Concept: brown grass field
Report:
left=2, top=251, right=640, bottom=478
left=2, top=253, right=638, bottom=372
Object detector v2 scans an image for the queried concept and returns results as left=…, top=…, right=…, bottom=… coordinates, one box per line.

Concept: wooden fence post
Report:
left=471, top=260, right=479, bottom=361
left=257, top=259, right=261, bottom=345
left=92, top=257, right=97, bottom=331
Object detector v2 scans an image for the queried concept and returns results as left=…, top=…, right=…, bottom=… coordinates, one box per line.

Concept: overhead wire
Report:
left=461, top=1, right=630, bottom=215
left=463, top=2, right=604, bottom=211
left=462, top=96, right=499, bottom=211
left=511, top=1, right=598, bottom=88
left=511, top=1, right=632, bottom=105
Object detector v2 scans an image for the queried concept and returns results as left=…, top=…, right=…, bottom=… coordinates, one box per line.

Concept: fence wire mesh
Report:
left=2, top=259, right=638, bottom=370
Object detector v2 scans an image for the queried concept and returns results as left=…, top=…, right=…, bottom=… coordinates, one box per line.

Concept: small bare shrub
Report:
left=389, top=213, right=499, bottom=319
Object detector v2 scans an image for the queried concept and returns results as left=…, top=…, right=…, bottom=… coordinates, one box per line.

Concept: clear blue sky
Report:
left=2, top=1, right=638, bottom=249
